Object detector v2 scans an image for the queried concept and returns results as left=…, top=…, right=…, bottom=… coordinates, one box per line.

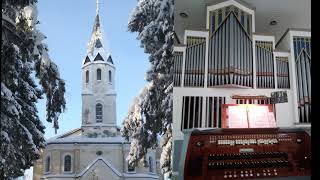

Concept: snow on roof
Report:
left=46, top=135, right=129, bottom=145
left=46, top=128, right=82, bottom=141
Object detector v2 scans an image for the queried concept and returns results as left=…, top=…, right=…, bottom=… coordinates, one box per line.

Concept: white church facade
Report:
left=33, top=2, right=162, bottom=180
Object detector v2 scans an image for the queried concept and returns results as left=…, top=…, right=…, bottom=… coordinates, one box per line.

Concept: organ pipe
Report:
left=173, top=52, right=183, bottom=87
left=276, top=57, right=290, bottom=89
left=207, top=12, right=253, bottom=87
left=295, top=50, right=311, bottom=123
left=184, top=37, right=206, bottom=87
left=256, top=43, right=275, bottom=89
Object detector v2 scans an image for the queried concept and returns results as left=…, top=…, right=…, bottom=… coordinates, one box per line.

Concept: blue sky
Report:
left=37, top=0, right=149, bottom=139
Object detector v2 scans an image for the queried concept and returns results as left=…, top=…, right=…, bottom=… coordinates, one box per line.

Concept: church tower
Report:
left=81, top=0, right=117, bottom=136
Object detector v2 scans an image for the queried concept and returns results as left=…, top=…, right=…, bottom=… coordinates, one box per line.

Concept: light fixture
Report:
left=269, top=20, right=277, bottom=26
left=179, top=12, right=188, bottom=18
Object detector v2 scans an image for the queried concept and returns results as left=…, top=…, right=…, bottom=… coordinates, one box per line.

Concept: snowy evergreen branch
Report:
left=122, top=0, right=174, bottom=177
left=1, top=1, right=66, bottom=179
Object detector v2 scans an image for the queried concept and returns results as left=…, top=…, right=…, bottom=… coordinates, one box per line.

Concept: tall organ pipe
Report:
left=296, top=52, right=304, bottom=122
left=207, top=12, right=253, bottom=87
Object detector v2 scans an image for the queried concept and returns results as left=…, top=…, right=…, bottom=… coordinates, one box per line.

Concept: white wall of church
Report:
left=41, top=143, right=158, bottom=179
left=81, top=62, right=117, bottom=126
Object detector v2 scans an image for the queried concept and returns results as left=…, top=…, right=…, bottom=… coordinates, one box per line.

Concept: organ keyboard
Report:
left=178, top=128, right=311, bottom=180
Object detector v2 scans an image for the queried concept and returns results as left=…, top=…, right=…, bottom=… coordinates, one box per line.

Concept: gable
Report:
left=95, top=38, right=103, bottom=48
left=94, top=53, right=104, bottom=61
left=83, top=56, right=91, bottom=65
left=77, top=157, right=122, bottom=179
left=107, top=55, right=113, bottom=64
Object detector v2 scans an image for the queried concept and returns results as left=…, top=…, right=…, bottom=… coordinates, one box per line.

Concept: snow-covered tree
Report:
left=121, top=0, right=174, bottom=176
left=1, top=0, right=66, bottom=179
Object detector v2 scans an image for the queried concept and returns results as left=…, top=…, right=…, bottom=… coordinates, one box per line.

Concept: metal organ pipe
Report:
left=296, top=52, right=304, bottom=122
left=218, top=25, right=222, bottom=85
left=222, top=16, right=226, bottom=85
left=206, top=12, right=253, bottom=87
left=229, top=16, right=234, bottom=85
left=236, top=17, right=241, bottom=85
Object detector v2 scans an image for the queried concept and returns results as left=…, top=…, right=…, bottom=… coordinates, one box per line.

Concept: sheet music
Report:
left=225, top=105, right=277, bottom=128
left=227, top=106, right=248, bottom=128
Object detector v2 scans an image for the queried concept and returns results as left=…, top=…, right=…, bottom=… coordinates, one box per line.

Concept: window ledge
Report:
left=127, top=171, right=136, bottom=174
left=294, top=123, right=311, bottom=127
left=63, top=171, right=73, bottom=174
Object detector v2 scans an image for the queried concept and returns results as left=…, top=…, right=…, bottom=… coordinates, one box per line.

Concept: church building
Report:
left=33, top=2, right=162, bottom=180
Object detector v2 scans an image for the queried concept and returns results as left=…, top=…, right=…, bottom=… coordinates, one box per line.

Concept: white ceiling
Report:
left=174, top=0, right=311, bottom=44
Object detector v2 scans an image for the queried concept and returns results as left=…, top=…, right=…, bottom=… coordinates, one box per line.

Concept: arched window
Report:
left=149, top=156, right=153, bottom=173
left=128, top=162, right=135, bottom=173
left=96, top=103, right=103, bottom=122
left=97, top=69, right=101, bottom=80
left=64, top=155, right=72, bottom=172
left=45, top=156, right=50, bottom=172
left=85, top=70, right=89, bottom=83
left=108, top=70, right=112, bottom=83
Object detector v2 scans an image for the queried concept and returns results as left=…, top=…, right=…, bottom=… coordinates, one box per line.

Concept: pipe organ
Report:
left=184, top=37, right=206, bottom=87
left=293, top=37, right=311, bottom=123
left=255, top=41, right=275, bottom=89
left=276, top=56, right=290, bottom=89
left=172, top=1, right=311, bottom=179
left=208, top=13, right=253, bottom=87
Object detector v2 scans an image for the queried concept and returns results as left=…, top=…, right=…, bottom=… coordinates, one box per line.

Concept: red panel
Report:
left=184, top=128, right=311, bottom=180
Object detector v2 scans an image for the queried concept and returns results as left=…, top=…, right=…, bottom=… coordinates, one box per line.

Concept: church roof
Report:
left=85, top=1, right=112, bottom=65
left=46, top=136, right=129, bottom=145
left=93, top=52, right=104, bottom=61
left=46, top=127, right=129, bottom=145
left=87, top=14, right=105, bottom=54
left=107, top=55, right=113, bottom=64
left=83, top=56, right=91, bottom=64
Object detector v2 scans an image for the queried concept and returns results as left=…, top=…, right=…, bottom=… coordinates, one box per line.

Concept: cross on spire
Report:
left=96, top=0, right=100, bottom=15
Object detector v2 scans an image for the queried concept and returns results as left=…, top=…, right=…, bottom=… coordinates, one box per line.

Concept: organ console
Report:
left=177, top=128, right=311, bottom=180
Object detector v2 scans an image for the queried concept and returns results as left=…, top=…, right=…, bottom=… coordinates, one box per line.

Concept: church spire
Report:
left=86, top=0, right=110, bottom=60
left=96, top=0, right=99, bottom=15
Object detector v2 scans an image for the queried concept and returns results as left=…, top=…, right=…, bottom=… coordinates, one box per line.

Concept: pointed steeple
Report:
left=86, top=0, right=111, bottom=61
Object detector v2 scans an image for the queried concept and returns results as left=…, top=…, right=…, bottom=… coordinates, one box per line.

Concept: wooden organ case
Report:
left=179, top=128, right=311, bottom=180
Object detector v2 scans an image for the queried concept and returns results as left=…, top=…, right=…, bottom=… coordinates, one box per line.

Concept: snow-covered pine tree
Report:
left=121, top=0, right=174, bottom=177
left=1, top=0, right=66, bottom=179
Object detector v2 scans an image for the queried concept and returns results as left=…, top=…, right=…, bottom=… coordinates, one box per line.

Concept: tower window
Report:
left=149, top=156, right=153, bottom=173
left=97, top=68, right=101, bottom=80
left=45, top=156, right=50, bottom=172
left=86, top=70, right=89, bottom=83
left=96, top=103, right=103, bottom=122
left=108, top=70, right=112, bottom=83
left=64, top=155, right=72, bottom=172
left=128, top=163, right=135, bottom=173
